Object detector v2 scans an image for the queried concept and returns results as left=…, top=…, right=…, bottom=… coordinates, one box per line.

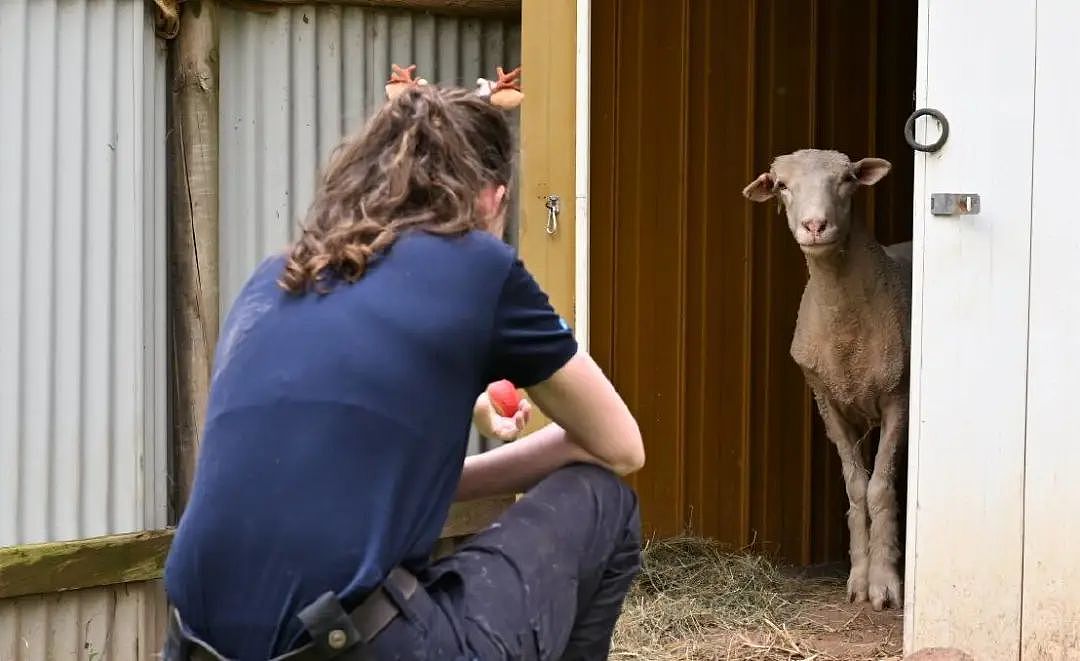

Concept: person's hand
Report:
left=473, top=389, right=532, bottom=442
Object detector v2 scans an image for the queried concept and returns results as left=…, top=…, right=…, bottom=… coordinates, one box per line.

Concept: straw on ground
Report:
left=611, top=536, right=902, bottom=661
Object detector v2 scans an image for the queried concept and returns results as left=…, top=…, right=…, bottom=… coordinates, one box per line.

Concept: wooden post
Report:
left=518, top=0, right=577, bottom=435
left=169, top=0, right=220, bottom=519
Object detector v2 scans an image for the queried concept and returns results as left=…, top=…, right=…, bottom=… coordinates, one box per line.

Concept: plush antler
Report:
left=492, top=66, right=521, bottom=93
left=488, top=66, right=523, bottom=109
left=385, top=64, right=428, bottom=101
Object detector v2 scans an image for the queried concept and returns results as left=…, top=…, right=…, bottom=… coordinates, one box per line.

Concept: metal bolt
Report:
left=328, top=629, right=347, bottom=649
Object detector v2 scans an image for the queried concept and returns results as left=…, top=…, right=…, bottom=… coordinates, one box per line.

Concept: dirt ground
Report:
left=759, top=591, right=903, bottom=660
left=610, top=537, right=904, bottom=660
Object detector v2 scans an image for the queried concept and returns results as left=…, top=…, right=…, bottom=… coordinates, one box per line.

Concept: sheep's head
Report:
left=742, top=149, right=890, bottom=255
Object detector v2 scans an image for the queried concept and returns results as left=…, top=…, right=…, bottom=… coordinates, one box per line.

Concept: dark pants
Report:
left=372, top=463, right=642, bottom=660
left=165, top=463, right=641, bottom=661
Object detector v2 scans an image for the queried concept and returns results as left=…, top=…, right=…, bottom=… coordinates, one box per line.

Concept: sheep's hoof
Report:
left=847, top=571, right=869, bottom=603
left=869, top=566, right=902, bottom=610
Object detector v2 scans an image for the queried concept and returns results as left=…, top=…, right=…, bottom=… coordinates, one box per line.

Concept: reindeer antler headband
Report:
left=476, top=66, right=523, bottom=109
left=384, top=64, right=428, bottom=100
left=385, top=63, right=524, bottom=109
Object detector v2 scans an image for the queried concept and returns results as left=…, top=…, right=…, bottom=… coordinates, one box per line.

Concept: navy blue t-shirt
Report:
left=163, top=229, right=577, bottom=659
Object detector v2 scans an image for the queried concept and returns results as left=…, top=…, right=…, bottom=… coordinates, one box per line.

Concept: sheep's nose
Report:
left=801, top=218, right=827, bottom=235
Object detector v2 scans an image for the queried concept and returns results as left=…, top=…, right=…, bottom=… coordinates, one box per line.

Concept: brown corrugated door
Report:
left=590, top=0, right=917, bottom=565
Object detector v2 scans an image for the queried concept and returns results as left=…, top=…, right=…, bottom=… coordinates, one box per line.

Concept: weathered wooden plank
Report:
left=222, top=0, right=519, bottom=18
left=0, top=581, right=168, bottom=660
left=441, top=495, right=514, bottom=538
left=0, top=497, right=511, bottom=599
left=0, top=531, right=175, bottom=600
left=169, top=0, right=220, bottom=517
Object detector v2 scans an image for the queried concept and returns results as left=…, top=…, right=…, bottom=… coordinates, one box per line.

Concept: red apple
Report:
left=486, top=379, right=521, bottom=417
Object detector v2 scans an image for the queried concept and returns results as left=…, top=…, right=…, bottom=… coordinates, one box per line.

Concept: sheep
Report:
left=742, top=149, right=911, bottom=611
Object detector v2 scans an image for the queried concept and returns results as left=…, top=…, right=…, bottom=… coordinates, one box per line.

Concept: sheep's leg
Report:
left=867, top=395, right=907, bottom=610
left=816, top=393, right=870, bottom=603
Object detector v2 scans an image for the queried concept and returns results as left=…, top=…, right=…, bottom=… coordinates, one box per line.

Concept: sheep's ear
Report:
left=742, top=173, right=775, bottom=202
left=851, top=158, right=891, bottom=186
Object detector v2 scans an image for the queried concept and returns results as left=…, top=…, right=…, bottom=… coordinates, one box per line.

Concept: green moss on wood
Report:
left=0, top=529, right=175, bottom=599
left=0, top=498, right=511, bottom=599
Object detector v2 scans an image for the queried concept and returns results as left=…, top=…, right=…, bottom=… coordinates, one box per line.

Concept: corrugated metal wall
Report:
left=0, top=0, right=168, bottom=549
left=218, top=3, right=522, bottom=313
left=590, top=0, right=917, bottom=565
left=0, top=581, right=167, bottom=660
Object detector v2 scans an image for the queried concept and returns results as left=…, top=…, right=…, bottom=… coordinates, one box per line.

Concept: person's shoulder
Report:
left=394, top=229, right=518, bottom=269
left=397, top=228, right=514, bottom=254
left=226, top=252, right=287, bottom=298
left=253, top=251, right=289, bottom=279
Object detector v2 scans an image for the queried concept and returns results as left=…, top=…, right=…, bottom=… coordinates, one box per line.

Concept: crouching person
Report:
left=161, top=81, right=645, bottom=661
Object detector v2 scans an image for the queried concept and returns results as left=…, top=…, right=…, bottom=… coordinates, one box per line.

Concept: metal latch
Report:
left=931, top=193, right=980, bottom=216
left=545, top=194, right=560, bottom=235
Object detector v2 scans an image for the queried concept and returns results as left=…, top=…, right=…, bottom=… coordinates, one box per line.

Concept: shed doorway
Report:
left=588, top=0, right=918, bottom=569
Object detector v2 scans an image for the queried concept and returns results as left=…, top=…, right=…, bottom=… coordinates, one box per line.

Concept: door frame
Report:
left=573, top=0, right=591, bottom=351
left=518, top=0, right=590, bottom=434
left=519, top=0, right=590, bottom=350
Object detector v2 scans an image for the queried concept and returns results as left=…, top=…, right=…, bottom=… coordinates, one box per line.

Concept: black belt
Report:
left=169, top=567, right=419, bottom=661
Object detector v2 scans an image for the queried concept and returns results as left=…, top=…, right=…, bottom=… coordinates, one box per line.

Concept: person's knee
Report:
left=550, top=463, right=639, bottom=532
left=556, top=462, right=630, bottom=498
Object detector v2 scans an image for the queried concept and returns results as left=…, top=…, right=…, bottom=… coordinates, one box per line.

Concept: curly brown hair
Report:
left=278, top=84, right=515, bottom=294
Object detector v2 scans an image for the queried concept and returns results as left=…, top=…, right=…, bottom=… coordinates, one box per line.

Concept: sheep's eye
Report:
left=774, top=181, right=787, bottom=191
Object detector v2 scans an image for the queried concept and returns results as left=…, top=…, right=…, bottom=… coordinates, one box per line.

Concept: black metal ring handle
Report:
left=904, top=108, right=949, bottom=152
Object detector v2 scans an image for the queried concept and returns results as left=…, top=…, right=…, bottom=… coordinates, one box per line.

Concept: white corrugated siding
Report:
left=0, top=0, right=168, bottom=548
left=218, top=3, right=522, bottom=311
left=219, top=5, right=521, bottom=455
left=0, top=581, right=167, bottom=660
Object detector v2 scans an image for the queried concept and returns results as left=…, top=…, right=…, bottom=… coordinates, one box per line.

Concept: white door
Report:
left=907, top=1, right=1080, bottom=658
left=1020, top=1, right=1080, bottom=657
left=905, top=1, right=1034, bottom=658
